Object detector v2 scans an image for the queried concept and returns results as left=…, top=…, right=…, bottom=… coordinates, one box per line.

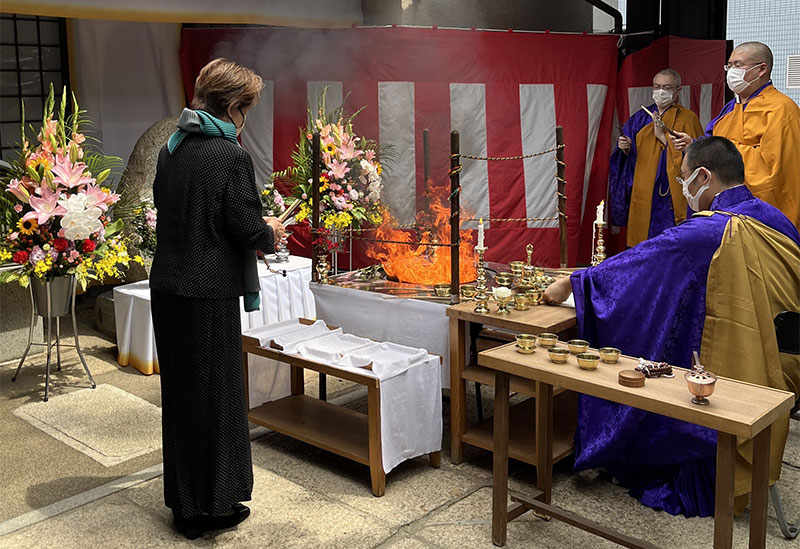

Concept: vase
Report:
left=31, top=275, right=74, bottom=318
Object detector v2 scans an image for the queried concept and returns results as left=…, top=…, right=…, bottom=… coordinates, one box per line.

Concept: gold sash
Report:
left=700, top=213, right=800, bottom=506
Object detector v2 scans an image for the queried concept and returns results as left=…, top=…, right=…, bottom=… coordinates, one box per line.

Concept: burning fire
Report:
left=366, top=187, right=477, bottom=285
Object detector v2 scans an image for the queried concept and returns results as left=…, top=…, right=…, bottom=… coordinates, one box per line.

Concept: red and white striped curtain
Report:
left=180, top=26, right=620, bottom=266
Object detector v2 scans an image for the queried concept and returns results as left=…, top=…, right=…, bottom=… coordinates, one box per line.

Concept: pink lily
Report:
left=23, top=184, right=65, bottom=224
left=328, top=159, right=350, bottom=180
left=51, top=158, right=94, bottom=189
left=84, top=184, right=118, bottom=211
left=338, top=139, right=362, bottom=161
left=7, top=179, right=31, bottom=203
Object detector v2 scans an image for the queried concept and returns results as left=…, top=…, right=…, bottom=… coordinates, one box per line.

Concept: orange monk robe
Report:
left=627, top=105, right=704, bottom=246
left=711, top=84, right=800, bottom=227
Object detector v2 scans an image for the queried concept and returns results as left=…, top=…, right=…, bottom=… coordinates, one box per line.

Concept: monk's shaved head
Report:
left=734, top=42, right=773, bottom=73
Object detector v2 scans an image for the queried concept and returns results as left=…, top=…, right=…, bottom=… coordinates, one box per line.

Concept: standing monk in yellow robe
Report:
left=609, top=69, right=703, bottom=247
left=672, top=42, right=800, bottom=227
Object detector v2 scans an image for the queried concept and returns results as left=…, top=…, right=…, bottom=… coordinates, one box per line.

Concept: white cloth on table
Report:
left=113, top=256, right=314, bottom=407
left=310, top=282, right=451, bottom=387
left=243, top=321, right=443, bottom=473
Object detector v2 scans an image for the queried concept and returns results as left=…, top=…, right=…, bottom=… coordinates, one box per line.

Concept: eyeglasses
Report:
left=652, top=84, right=678, bottom=91
left=723, top=62, right=764, bottom=72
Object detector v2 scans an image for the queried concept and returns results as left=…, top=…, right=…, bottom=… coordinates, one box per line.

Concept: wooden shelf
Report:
left=462, top=364, right=568, bottom=398
left=461, top=392, right=577, bottom=465
left=249, top=395, right=370, bottom=466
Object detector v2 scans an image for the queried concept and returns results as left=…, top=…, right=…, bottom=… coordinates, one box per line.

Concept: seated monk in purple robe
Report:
left=545, top=136, right=800, bottom=517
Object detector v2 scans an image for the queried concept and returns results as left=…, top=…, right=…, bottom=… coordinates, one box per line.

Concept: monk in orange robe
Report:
left=609, top=69, right=703, bottom=247
left=672, top=42, right=800, bottom=227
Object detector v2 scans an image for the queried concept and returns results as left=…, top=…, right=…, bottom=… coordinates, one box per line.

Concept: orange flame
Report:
left=366, top=187, right=477, bottom=284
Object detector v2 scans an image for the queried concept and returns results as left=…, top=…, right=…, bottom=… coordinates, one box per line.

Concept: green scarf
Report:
left=168, top=108, right=261, bottom=312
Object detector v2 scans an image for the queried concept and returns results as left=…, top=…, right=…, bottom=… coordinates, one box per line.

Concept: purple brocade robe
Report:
left=571, top=185, right=800, bottom=517
left=609, top=105, right=679, bottom=237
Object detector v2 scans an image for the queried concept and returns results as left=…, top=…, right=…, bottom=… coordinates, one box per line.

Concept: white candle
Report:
left=595, top=200, right=604, bottom=225
left=477, top=217, right=485, bottom=248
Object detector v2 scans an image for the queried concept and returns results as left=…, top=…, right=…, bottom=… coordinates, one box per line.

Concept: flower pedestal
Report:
left=11, top=275, right=96, bottom=401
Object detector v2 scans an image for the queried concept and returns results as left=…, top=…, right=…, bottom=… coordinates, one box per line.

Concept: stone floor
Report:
left=1, top=313, right=799, bottom=548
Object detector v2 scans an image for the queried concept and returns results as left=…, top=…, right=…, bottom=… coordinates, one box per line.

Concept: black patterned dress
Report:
left=150, top=134, right=275, bottom=519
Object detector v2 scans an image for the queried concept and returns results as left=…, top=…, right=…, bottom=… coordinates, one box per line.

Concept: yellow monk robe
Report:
left=711, top=85, right=800, bottom=228
left=628, top=105, right=703, bottom=246
left=700, top=213, right=800, bottom=509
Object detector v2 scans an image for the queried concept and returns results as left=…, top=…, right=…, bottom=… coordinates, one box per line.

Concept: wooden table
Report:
left=242, top=327, right=441, bottom=497
left=479, top=342, right=795, bottom=548
left=446, top=301, right=577, bottom=465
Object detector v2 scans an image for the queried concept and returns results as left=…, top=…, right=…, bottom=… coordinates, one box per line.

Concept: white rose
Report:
left=493, top=286, right=512, bottom=299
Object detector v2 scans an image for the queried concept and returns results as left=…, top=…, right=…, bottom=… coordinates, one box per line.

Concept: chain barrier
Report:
left=454, top=143, right=564, bottom=162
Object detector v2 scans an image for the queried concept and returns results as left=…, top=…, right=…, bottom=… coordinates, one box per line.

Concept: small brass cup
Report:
left=513, top=293, right=530, bottom=310
left=509, top=261, right=525, bottom=278
left=460, top=284, right=477, bottom=300
left=434, top=283, right=451, bottom=297
left=599, top=347, right=621, bottom=364
left=548, top=347, right=570, bottom=364
left=577, top=353, right=601, bottom=370
left=515, top=333, right=536, bottom=354
left=526, top=289, right=542, bottom=305
left=567, top=339, right=590, bottom=354
left=537, top=333, right=558, bottom=348
left=495, top=272, right=514, bottom=288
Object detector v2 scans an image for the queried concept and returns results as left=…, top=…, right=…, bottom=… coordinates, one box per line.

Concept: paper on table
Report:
left=296, top=332, right=374, bottom=363
left=340, top=342, right=429, bottom=380
left=560, top=293, right=575, bottom=308
left=243, top=318, right=304, bottom=347
left=271, top=320, right=341, bottom=354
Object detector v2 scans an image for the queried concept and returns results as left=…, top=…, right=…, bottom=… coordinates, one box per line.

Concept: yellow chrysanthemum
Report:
left=18, top=218, right=38, bottom=235
left=0, top=249, right=12, bottom=261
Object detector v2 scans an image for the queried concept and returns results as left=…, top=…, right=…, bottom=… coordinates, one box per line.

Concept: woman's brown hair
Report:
left=191, top=58, right=263, bottom=118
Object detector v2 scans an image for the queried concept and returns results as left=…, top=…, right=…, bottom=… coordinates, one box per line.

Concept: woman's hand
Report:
left=543, top=275, right=572, bottom=304
left=264, top=217, right=286, bottom=243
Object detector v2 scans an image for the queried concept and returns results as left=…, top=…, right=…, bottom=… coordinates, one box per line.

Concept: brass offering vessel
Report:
left=434, top=283, right=451, bottom=297
left=460, top=284, right=477, bottom=300
left=537, top=333, right=558, bottom=348
left=548, top=347, right=570, bottom=364
left=515, top=334, right=536, bottom=354
left=577, top=353, right=601, bottom=370
left=567, top=339, right=590, bottom=354
left=513, top=293, right=530, bottom=310
left=509, top=261, right=525, bottom=284
left=495, top=272, right=514, bottom=288
left=599, top=347, right=621, bottom=364
left=492, top=287, right=513, bottom=315
left=526, top=288, right=542, bottom=305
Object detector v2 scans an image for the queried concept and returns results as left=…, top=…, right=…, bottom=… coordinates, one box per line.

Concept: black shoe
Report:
left=173, top=515, right=205, bottom=540
left=210, top=503, right=250, bottom=530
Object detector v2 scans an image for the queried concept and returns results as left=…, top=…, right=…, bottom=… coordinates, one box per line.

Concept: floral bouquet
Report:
left=273, top=93, right=389, bottom=241
left=0, top=84, right=141, bottom=289
left=130, top=201, right=157, bottom=257
left=259, top=180, right=287, bottom=217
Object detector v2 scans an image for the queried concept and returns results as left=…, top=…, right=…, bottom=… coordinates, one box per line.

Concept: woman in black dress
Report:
left=150, top=58, right=285, bottom=539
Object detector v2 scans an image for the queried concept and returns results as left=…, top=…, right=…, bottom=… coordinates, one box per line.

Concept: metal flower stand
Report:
left=11, top=276, right=96, bottom=401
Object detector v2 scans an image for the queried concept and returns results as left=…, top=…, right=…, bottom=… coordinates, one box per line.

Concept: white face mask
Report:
left=652, top=88, right=675, bottom=109
left=726, top=65, right=758, bottom=95
left=679, top=167, right=710, bottom=211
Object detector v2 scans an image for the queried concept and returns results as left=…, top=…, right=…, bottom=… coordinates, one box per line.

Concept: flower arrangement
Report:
left=259, top=181, right=287, bottom=217
left=273, top=93, right=389, bottom=236
left=130, top=201, right=157, bottom=257
left=0, top=84, right=141, bottom=288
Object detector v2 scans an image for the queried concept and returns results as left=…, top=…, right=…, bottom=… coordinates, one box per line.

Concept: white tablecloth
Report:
left=310, top=282, right=451, bottom=388
left=113, top=256, right=315, bottom=406
left=243, top=319, right=443, bottom=473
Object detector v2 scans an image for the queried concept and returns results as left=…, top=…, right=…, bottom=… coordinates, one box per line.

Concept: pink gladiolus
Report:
left=71, top=132, right=86, bottom=144
left=328, top=159, right=350, bottom=180
left=7, top=179, right=31, bottom=203
left=13, top=204, right=22, bottom=213
left=24, top=184, right=65, bottom=224
left=51, top=158, right=94, bottom=189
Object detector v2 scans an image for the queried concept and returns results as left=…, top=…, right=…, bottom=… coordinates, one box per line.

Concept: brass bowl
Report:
left=526, top=289, right=542, bottom=305
left=515, top=334, right=536, bottom=354
left=513, top=293, right=530, bottom=310
left=509, top=261, right=525, bottom=276
left=537, top=333, right=558, bottom=348
left=548, top=347, right=570, bottom=364
left=460, top=284, right=477, bottom=300
left=599, top=347, right=621, bottom=364
left=576, top=353, right=601, bottom=370
left=567, top=339, right=590, bottom=354
left=433, top=283, right=451, bottom=297
left=495, top=272, right=514, bottom=287
left=685, top=370, right=717, bottom=405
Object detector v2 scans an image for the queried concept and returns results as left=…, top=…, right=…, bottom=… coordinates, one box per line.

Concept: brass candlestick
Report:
left=474, top=247, right=489, bottom=314
left=592, top=221, right=606, bottom=266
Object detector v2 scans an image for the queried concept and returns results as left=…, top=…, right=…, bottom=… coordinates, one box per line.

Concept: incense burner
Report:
left=685, top=368, right=717, bottom=405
